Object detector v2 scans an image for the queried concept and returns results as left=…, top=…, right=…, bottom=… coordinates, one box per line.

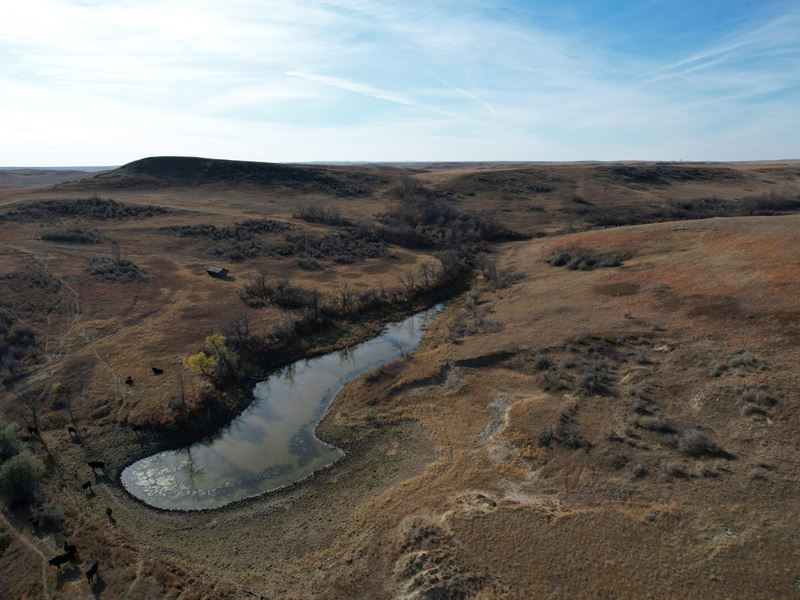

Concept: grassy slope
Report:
left=1, top=158, right=799, bottom=598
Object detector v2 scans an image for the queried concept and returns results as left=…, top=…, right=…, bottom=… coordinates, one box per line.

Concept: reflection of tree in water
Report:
left=280, top=362, right=297, bottom=387
left=182, top=447, right=203, bottom=494
left=338, top=345, right=355, bottom=365
left=387, top=335, right=409, bottom=358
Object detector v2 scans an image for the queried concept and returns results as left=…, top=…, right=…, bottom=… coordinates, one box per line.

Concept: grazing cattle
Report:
left=26, top=426, right=39, bottom=437
left=151, top=367, right=164, bottom=375
left=125, top=376, right=134, bottom=386
left=63, top=542, right=77, bottom=559
left=81, top=481, right=93, bottom=495
left=85, top=560, right=99, bottom=584
left=130, top=423, right=143, bottom=433
left=67, top=426, right=78, bottom=437
left=48, top=553, right=71, bottom=570
left=106, top=507, right=113, bottom=518
left=87, top=460, right=106, bottom=471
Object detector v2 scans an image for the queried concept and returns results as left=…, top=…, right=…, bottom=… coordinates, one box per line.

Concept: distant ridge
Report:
left=79, top=156, right=394, bottom=195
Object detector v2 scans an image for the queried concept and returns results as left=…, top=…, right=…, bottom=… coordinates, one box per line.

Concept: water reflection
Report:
left=121, top=305, right=442, bottom=510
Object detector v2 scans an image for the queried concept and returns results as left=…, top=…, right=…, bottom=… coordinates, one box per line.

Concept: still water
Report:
left=121, top=305, right=442, bottom=510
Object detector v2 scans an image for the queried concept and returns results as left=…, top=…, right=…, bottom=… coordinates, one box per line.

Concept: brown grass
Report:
left=1, top=160, right=800, bottom=598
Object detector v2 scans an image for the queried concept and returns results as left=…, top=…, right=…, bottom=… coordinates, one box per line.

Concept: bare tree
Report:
left=396, top=271, right=416, bottom=300
left=419, top=261, right=434, bottom=290
left=397, top=172, right=423, bottom=202
left=224, top=314, right=251, bottom=350
left=338, top=283, right=355, bottom=315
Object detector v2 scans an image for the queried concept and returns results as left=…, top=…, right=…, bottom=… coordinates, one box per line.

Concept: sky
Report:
left=1, top=0, right=799, bottom=165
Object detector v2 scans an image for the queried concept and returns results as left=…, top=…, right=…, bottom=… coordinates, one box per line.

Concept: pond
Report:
left=120, top=305, right=442, bottom=510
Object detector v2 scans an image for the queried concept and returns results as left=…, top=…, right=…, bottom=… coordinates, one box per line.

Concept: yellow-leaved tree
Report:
left=185, top=333, right=238, bottom=384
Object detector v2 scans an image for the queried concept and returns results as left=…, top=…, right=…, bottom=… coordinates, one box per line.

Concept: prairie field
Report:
left=1, top=158, right=800, bottom=598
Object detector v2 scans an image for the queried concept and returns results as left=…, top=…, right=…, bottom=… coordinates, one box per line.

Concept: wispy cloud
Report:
left=438, top=78, right=496, bottom=116
left=286, top=71, right=417, bottom=106
left=0, top=0, right=797, bottom=164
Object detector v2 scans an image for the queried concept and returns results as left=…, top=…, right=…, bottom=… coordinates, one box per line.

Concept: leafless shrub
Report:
left=575, top=362, right=610, bottom=396
left=296, top=258, right=323, bottom=271
left=0, top=196, right=168, bottom=222
left=0, top=313, right=40, bottom=384
left=660, top=460, right=686, bottom=478
left=87, top=257, right=145, bottom=282
left=634, top=415, right=675, bottom=433
left=537, top=427, right=554, bottom=447
left=677, top=428, right=730, bottom=458
left=292, top=205, right=350, bottom=226
left=545, top=246, right=627, bottom=270
left=41, top=228, right=103, bottom=244
left=556, top=413, right=589, bottom=449
left=742, top=388, right=778, bottom=407
left=239, top=277, right=319, bottom=310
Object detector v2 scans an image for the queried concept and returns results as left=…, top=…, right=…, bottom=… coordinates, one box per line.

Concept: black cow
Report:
left=125, top=376, right=134, bottom=386
left=87, top=460, right=106, bottom=472
left=85, top=560, right=99, bottom=584
left=26, top=426, right=39, bottom=437
left=151, top=367, right=164, bottom=375
left=81, top=481, right=93, bottom=495
left=106, top=507, right=113, bottom=518
left=63, top=542, right=77, bottom=559
left=67, top=426, right=78, bottom=437
left=48, top=553, right=71, bottom=570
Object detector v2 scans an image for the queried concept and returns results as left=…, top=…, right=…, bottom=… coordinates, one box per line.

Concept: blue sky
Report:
left=1, top=0, right=798, bottom=165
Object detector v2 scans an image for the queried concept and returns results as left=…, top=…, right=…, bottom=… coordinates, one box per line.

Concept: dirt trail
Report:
left=0, top=510, right=52, bottom=599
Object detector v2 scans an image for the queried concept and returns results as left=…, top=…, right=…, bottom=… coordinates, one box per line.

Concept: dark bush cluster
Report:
left=241, top=247, right=465, bottom=320
left=539, top=410, right=589, bottom=450
left=0, top=196, right=168, bottom=222
left=545, top=246, right=627, bottom=270
left=0, top=309, right=40, bottom=385
left=600, top=164, right=742, bottom=186
left=583, top=194, right=800, bottom=227
left=740, top=387, right=779, bottom=419
left=627, top=386, right=677, bottom=434
left=162, top=218, right=288, bottom=241
left=508, top=334, right=655, bottom=398
left=710, top=350, right=769, bottom=377
left=280, top=229, right=388, bottom=264
left=0, top=416, right=42, bottom=504
left=208, top=240, right=263, bottom=262
left=741, top=387, right=778, bottom=407
left=477, top=256, right=522, bottom=291
left=377, top=178, right=517, bottom=251
left=209, top=228, right=388, bottom=264
left=295, top=258, right=323, bottom=271
left=0, top=271, right=61, bottom=294
left=676, top=428, right=730, bottom=458
left=292, top=205, right=351, bottom=226
left=459, top=169, right=556, bottom=194
left=240, top=277, right=321, bottom=310
left=575, top=362, right=611, bottom=396
left=41, top=228, right=103, bottom=244
left=87, top=258, right=145, bottom=282
left=633, top=415, right=675, bottom=434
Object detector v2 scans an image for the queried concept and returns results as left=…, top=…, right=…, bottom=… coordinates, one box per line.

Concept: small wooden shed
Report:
left=206, top=265, right=229, bottom=278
